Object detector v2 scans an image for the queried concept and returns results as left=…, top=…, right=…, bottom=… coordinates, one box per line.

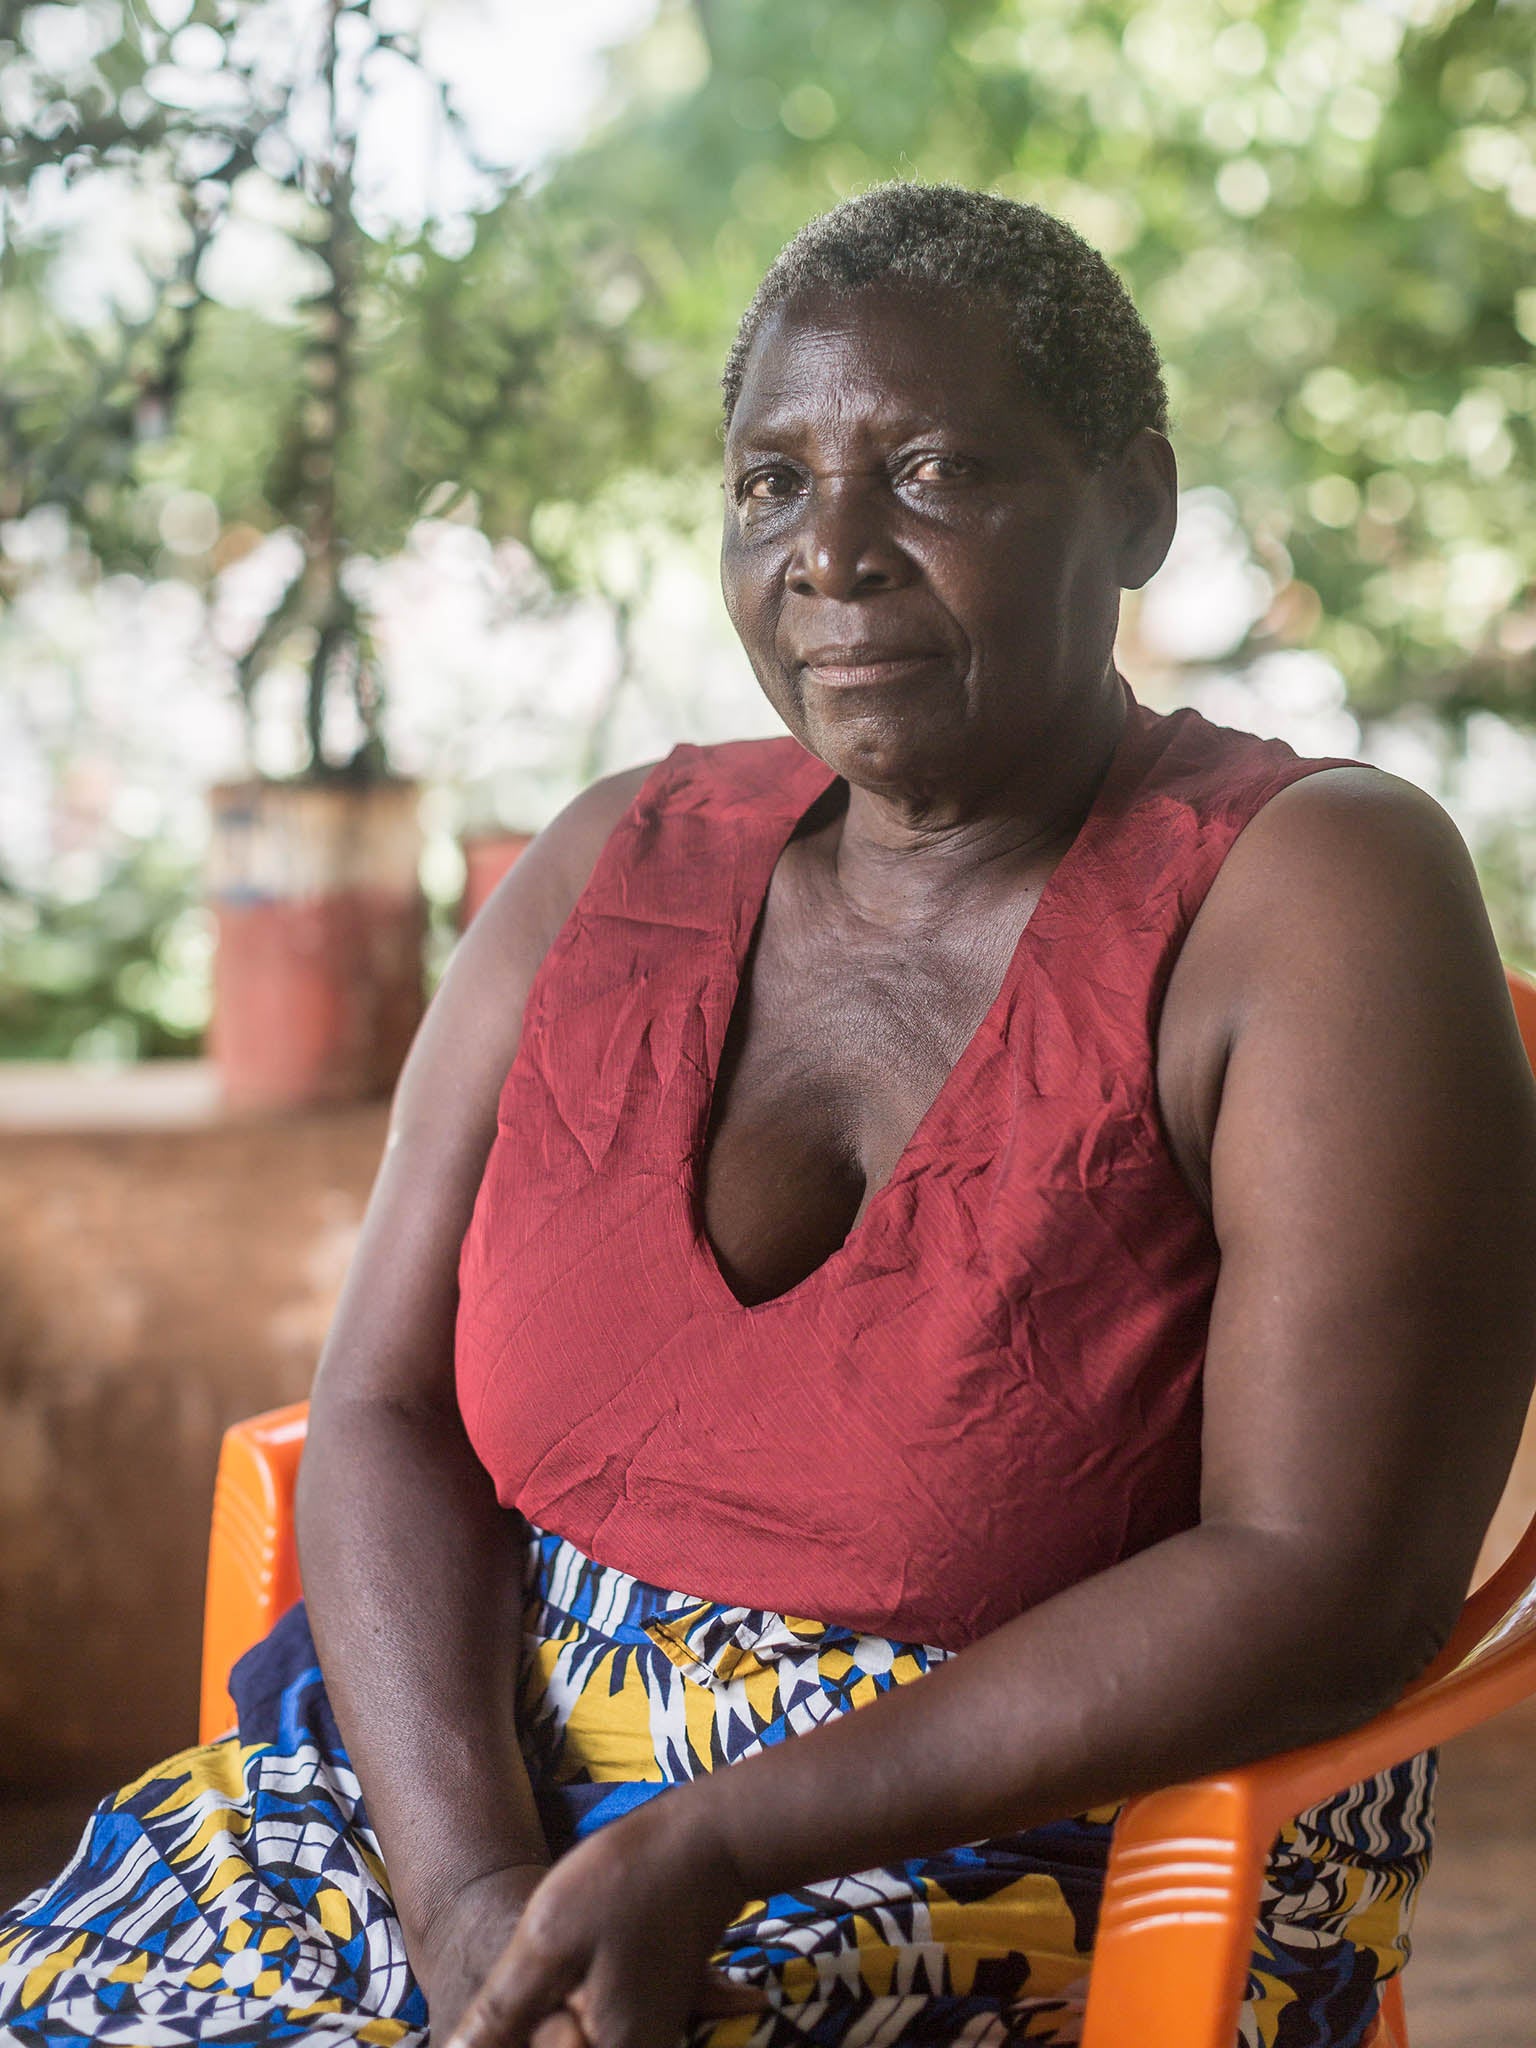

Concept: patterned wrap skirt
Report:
left=0, top=1527, right=1434, bottom=2047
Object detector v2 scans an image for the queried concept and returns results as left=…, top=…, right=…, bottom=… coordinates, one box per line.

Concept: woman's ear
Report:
left=1111, top=429, right=1178, bottom=590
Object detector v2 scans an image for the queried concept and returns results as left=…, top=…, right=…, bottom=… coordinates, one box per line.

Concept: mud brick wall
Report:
left=0, top=1103, right=386, bottom=1793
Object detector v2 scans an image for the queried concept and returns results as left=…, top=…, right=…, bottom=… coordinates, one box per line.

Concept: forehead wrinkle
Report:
left=730, top=399, right=960, bottom=458
left=729, top=366, right=997, bottom=457
left=728, top=298, right=1023, bottom=460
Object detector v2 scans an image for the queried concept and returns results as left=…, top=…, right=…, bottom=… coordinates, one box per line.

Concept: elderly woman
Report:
left=4, top=185, right=1535, bottom=2048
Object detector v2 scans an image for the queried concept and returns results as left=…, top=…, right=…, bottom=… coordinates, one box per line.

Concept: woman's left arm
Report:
left=451, top=770, right=1536, bottom=2048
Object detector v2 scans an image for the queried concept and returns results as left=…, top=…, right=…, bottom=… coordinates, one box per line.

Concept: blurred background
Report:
left=2, top=0, right=1535, bottom=2031
left=2, top=0, right=1534, bottom=1073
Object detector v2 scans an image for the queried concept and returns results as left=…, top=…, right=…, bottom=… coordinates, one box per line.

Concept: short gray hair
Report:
left=722, top=183, right=1168, bottom=465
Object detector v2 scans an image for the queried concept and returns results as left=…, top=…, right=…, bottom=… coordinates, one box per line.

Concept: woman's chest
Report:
left=699, top=887, right=1031, bottom=1306
left=460, top=968, right=1214, bottom=1644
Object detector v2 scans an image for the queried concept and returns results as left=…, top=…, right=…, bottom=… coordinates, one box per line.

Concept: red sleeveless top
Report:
left=456, top=699, right=1339, bottom=1650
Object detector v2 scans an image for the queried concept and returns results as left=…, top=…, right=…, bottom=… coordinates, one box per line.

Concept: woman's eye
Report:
left=906, top=454, right=971, bottom=483
left=742, top=470, right=803, bottom=502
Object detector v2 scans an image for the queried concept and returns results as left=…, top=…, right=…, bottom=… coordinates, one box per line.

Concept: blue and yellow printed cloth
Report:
left=0, top=1528, right=1434, bottom=2045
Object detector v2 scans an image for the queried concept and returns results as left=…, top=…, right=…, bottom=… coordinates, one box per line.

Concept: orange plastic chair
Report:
left=199, top=967, right=1536, bottom=2046
left=199, top=1400, right=308, bottom=1748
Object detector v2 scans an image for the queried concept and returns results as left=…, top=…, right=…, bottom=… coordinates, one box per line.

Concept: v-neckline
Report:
left=686, top=700, right=1147, bottom=1315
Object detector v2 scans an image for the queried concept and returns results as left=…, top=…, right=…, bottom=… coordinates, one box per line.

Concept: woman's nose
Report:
left=786, top=483, right=909, bottom=600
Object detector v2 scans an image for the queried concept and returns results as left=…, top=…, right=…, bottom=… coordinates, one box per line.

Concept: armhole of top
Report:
left=1146, top=753, right=1364, bottom=1193
left=491, top=748, right=693, bottom=1127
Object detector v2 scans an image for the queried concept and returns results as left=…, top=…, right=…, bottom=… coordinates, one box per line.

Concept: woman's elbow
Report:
left=1283, top=1585, right=1460, bottom=1744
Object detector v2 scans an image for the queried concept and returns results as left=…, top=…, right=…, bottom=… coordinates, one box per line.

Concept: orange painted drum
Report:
left=208, top=779, right=424, bottom=1112
left=458, top=828, right=532, bottom=930
left=1508, top=965, right=1536, bottom=1071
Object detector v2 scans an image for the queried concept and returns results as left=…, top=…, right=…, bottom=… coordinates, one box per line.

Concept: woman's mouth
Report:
left=798, top=646, right=948, bottom=688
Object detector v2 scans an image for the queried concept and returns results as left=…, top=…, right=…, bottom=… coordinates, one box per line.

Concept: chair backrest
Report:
left=199, top=1401, right=308, bottom=1742
left=1442, top=966, right=1536, bottom=1660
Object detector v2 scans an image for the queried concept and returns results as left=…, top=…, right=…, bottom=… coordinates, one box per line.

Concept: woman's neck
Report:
left=823, top=673, right=1128, bottom=929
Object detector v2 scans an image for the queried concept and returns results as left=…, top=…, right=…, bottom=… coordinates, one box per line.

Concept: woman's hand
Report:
left=443, top=1800, right=764, bottom=2048
left=412, top=1862, right=551, bottom=2044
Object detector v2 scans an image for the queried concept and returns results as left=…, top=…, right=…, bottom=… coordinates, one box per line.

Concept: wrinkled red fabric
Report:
left=456, top=699, right=1343, bottom=1651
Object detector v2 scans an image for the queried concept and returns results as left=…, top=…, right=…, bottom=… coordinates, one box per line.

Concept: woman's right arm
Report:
left=293, top=767, right=651, bottom=2036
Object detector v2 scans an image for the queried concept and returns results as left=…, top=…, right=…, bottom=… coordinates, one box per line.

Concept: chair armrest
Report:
left=1081, top=1609, right=1536, bottom=2048
left=198, top=1401, right=310, bottom=1742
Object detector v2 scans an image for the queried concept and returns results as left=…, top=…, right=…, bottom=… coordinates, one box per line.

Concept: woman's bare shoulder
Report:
left=1223, top=762, right=1477, bottom=909
left=388, top=761, right=658, bottom=1152
left=459, top=761, right=657, bottom=981
left=1175, top=763, right=1505, bottom=1021
left=1158, top=762, right=1531, bottom=1203
left=1200, top=764, right=1518, bottom=1040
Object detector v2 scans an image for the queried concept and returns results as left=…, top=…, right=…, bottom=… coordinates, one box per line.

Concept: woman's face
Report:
left=720, top=285, right=1173, bottom=796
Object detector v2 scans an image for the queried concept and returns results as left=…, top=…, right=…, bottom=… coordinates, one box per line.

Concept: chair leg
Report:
left=1377, top=1974, right=1409, bottom=2047
left=1362, top=1974, right=1409, bottom=2048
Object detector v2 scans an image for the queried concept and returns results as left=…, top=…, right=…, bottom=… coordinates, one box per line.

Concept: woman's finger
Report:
left=530, top=2010, right=589, bottom=2048
left=693, top=1970, right=770, bottom=2017
left=442, top=1935, right=579, bottom=2048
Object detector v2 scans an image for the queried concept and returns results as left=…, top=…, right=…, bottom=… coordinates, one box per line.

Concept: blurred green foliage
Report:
left=1, top=0, right=1533, bottom=1058
left=535, top=0, right=1536, bottom=722
left=0, top=844, right=209, bottom=1059
left=7, top=0, right=1533, bottom=707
